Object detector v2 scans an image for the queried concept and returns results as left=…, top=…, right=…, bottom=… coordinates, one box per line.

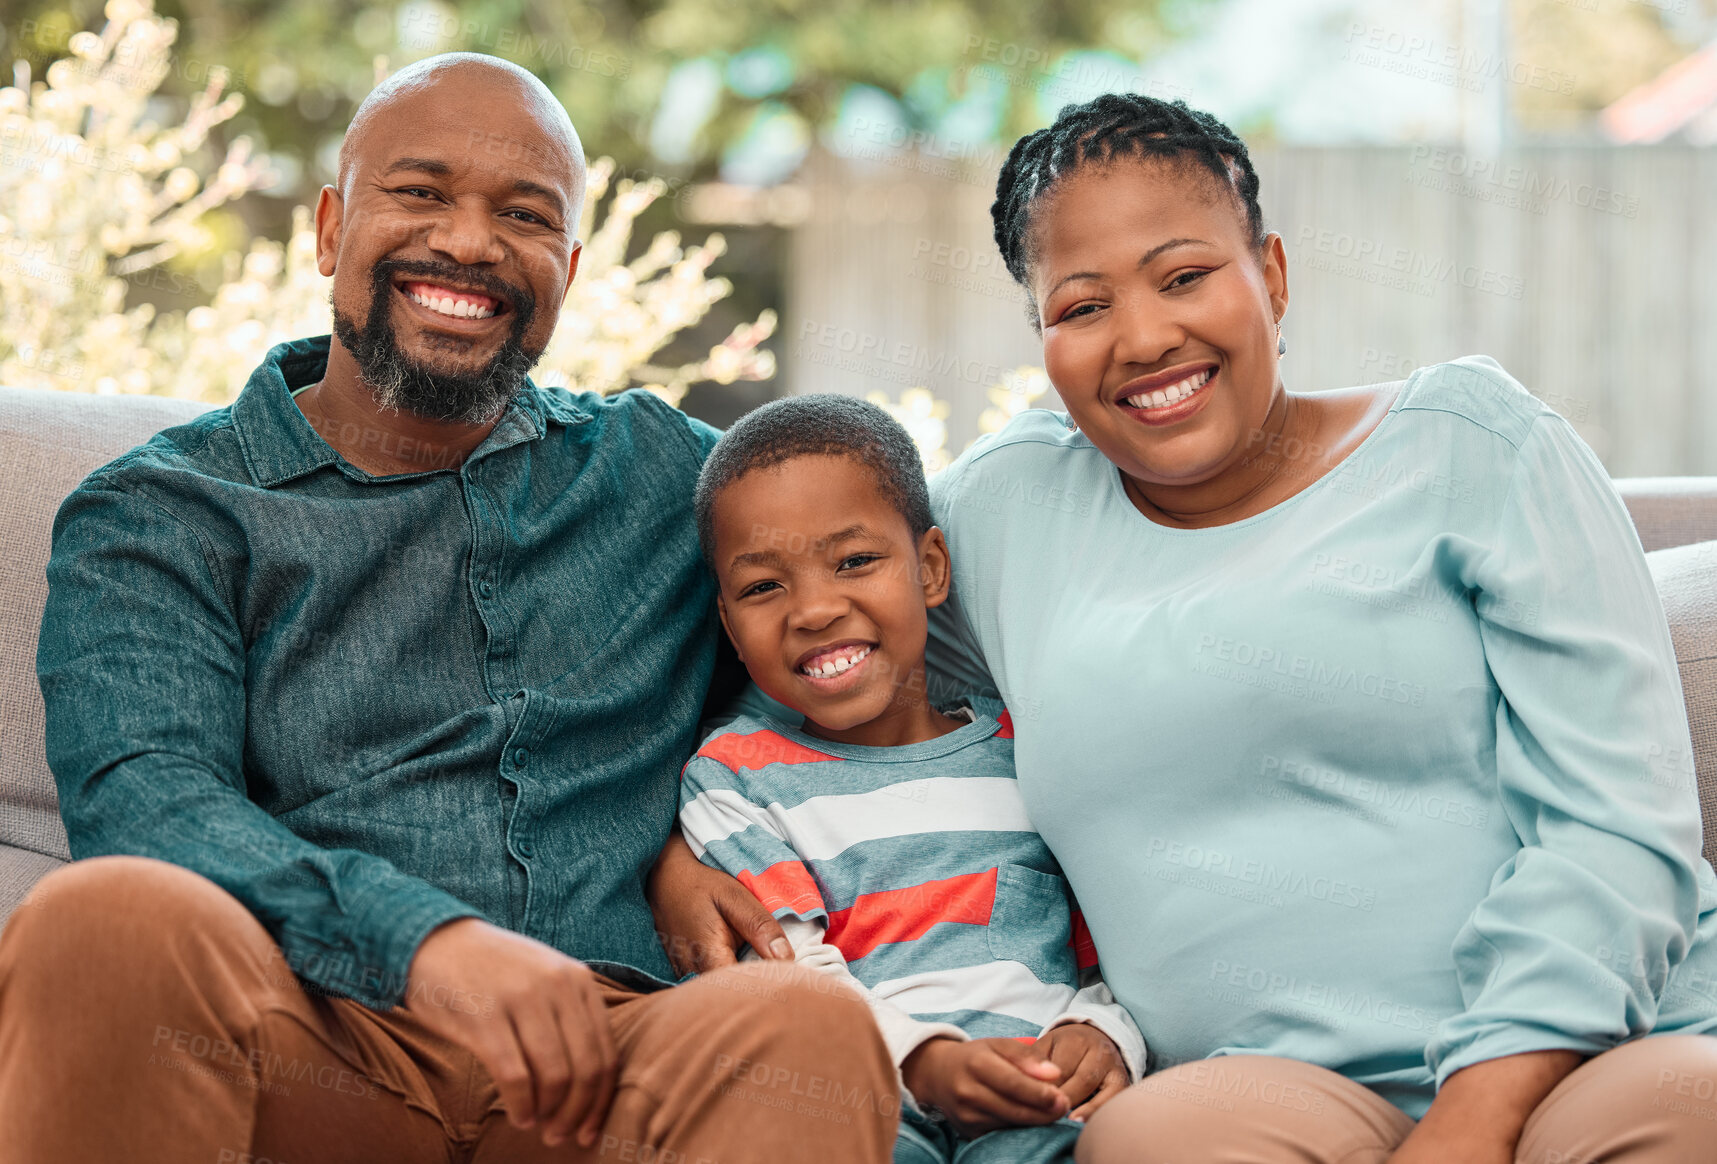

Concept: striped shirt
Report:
left=679, top=710, right=1144, bottom=1073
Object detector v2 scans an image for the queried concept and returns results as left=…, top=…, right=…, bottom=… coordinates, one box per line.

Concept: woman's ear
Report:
left=919, top=527, right=953, bottom=608
left=715, top=593, right=744, bottom=662
left=1262, top=230, right=1289, bottom=325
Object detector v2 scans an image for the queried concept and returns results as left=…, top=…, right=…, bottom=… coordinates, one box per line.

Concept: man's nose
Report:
left=423, top=196, right=507, bottom=269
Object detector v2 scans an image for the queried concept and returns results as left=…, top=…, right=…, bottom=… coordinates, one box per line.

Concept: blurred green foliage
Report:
left=1, top=0, right=1180, bottom=202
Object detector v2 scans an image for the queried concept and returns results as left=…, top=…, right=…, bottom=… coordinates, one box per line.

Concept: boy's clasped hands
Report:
left=903, top=1024, right=1130, bottom=1135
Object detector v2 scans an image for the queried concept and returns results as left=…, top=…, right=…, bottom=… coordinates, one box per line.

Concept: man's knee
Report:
left=3, top=856, right=270, bottom=984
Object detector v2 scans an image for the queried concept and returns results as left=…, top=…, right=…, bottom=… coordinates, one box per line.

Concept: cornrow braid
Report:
left=991, top=94, right=1266, bottom=325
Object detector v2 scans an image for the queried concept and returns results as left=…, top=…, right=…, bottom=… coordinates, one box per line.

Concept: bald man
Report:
left=0, top=53, right=898, bottom=1163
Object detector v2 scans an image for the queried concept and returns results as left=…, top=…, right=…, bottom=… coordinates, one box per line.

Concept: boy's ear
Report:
left=919, top=526, right=952, bottom=608
left=715, top=593, right=744, bottom=661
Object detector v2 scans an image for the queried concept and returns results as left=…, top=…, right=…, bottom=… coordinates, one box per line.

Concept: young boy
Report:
left=678, top=395, right=1145, bottom=1164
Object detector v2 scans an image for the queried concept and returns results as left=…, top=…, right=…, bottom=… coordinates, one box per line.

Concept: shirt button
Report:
left=513, top=747, right=529, bottom=768
left=478, top=580, right=494, bottom=598
left=511, top=690, right=525, bottom=702
left=516, top=837, right=535, bottom=858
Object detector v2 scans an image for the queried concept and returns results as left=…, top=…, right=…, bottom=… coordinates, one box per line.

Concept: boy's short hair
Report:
left=694, top=394, right=934, bottom=569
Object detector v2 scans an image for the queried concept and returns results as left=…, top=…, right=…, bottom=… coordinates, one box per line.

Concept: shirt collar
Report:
left=232, top=334, right=587, bottom=488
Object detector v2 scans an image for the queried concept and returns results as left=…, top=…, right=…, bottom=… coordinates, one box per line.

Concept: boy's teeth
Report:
left=1124, top=368, right=1211, bottom=409
left=802, top=644, right=872, bottom=677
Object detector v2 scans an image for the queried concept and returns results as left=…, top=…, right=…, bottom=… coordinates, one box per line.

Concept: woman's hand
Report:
left=1033, top=1023, right=1129, bottom=1120
left=1384, top=1049, right=1584, bottom=1164
left=645, top=830, right=792, bottom=974
left=902, top=1036, right=1069, bottom=1137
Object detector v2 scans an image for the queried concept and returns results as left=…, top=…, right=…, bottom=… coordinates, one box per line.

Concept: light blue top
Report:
left=924, top=355, right=1717, bottom=1117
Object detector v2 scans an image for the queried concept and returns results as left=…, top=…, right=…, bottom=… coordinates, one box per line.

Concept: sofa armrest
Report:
left=1617, top=478, right=1717, bottom=553
left=0, top=843, right=65, bottom=937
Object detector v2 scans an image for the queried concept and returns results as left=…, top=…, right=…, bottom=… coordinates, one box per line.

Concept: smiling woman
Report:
left=909, top=93, right=1717, bottom=1164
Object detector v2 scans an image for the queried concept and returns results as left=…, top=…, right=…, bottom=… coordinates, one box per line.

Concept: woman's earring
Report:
left=1276, top=323, right=1287, bottom=357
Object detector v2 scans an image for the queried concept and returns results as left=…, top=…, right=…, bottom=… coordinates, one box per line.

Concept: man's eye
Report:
left=505, top=210, right=542, bottom=224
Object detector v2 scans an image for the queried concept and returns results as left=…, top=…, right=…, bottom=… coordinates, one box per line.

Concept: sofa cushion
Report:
left=0, top=386, right=212, bottom=863
left=1645, top=539, right=1717, bottom=871
left=1619, top=478, right=1717, bottom=554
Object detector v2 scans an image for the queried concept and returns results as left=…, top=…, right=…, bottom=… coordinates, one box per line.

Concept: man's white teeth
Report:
left=802, top=645, right=872, bottom=677
left=1123, top=368, right=1212, bottom=409
left=409, top=289, right=496, bottom=319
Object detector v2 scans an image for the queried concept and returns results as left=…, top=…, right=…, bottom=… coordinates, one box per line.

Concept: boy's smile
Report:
left=709, top=454, right=960, bottom=748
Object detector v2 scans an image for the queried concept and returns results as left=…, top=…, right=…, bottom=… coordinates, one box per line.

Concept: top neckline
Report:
left=1107, top=372, right=1417, bottom=537
left=758, top=708, right=1002, bottom=763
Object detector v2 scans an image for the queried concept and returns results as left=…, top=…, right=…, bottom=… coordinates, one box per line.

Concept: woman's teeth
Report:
left=1122, top=368, right=1212, bottom=409
left=801, top=645, right=872, bottom=678
left=407, top=287, right=496, bottom=319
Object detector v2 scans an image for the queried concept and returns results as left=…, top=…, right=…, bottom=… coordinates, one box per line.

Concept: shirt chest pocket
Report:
left=986, top=863, right=1078, bottom=988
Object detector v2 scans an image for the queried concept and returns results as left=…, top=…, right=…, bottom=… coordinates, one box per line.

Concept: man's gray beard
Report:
left=330, top=276, right=542, bottom=426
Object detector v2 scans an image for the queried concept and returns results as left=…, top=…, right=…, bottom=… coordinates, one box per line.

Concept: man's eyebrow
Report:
left=379, top=157, right=567, bottom=217
left=1043, top=237, right=1210, bottom=299
left=726, top=523, right=882, bottom=570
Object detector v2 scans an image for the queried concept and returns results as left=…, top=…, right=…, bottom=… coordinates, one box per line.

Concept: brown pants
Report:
left=0, top=857, right=900, bottom=1164
left=1074, top=1039, right=1717, bottom=1163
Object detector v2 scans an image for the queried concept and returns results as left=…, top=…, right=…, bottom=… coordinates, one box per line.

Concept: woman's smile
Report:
left=1115, top=365, right=1219, bottom=427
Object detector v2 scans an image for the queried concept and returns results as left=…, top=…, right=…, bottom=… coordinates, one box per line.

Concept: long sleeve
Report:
left=1426, top=410, right=1707, bottom=1083
left=36, top=479, right=481, bottom=1009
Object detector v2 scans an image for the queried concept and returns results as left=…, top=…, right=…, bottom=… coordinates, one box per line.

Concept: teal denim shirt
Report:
left=36, top=336, right=730, bottom=1007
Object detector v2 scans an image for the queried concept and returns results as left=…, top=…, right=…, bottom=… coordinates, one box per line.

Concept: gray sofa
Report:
left=3, top=385, right=1717, bottom=932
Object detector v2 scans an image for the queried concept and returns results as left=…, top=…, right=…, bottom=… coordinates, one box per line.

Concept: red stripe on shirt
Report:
left=995, top=710, right=1015, bottom=739
left=1070, top=909, right=1099, bottom=970
left=697, top=730, right=842, bottom=773
left=825, top=868, right=998, bottom=963
left=737, top=861, right=826, bottom=917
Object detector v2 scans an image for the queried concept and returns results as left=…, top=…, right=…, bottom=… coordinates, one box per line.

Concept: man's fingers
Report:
left=479, top=1028, right=541, bottom=1129
left=718, top=885, right=792, bottom=961
left=575, top=986, right=619, bottom=1148
left=510, top=1006, right=573, bottom=1129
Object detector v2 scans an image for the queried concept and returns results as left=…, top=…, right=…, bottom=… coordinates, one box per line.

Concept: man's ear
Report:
left=919, top=527, right=952, bottom=608
left=715, top=592, right=743, bottom=661
left=565, top=239, right=583, bottom=292
left=314, top=185, right=342, bottom=278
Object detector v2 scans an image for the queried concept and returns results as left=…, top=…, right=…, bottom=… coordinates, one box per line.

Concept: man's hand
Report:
left=1033, top=1024, right=1129, bottom=1121
left=901, top=1036, right=1069, bottom=1137
left=646, top=830, right=791, bottom=974
left=405, top=918, right=617, bottom=1149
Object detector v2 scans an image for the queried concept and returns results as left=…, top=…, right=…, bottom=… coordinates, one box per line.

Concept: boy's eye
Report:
left=738, top=579, right=780, bottom=598
left=837, top=554, right=880, bottom=571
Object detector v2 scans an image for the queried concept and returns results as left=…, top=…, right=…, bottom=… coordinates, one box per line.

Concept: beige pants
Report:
left=0, top=856, right=901, bottom=1164
left=1074, top=1039, right=1717, bottom=1163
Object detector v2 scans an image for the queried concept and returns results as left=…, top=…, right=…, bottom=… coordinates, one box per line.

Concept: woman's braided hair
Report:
left=991, top=93, right=1266, bottom=325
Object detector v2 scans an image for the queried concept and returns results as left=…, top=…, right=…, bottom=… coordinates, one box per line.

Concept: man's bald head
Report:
left=337, top=52, right=585, bottom=211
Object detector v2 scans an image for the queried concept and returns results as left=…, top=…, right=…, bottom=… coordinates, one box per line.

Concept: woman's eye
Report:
left=1060, top=302, right=1102, bottom=321
left=838, top=554, right=880, bottom=571
left=1167, top=270, right=1209, bottom=289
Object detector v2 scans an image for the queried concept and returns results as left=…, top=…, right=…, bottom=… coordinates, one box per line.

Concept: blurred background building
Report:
left=4, top=0, right=1716, bottom=473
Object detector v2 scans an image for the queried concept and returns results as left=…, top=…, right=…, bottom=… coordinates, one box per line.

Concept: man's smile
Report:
left=392, top=279, right=510, bottom=330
